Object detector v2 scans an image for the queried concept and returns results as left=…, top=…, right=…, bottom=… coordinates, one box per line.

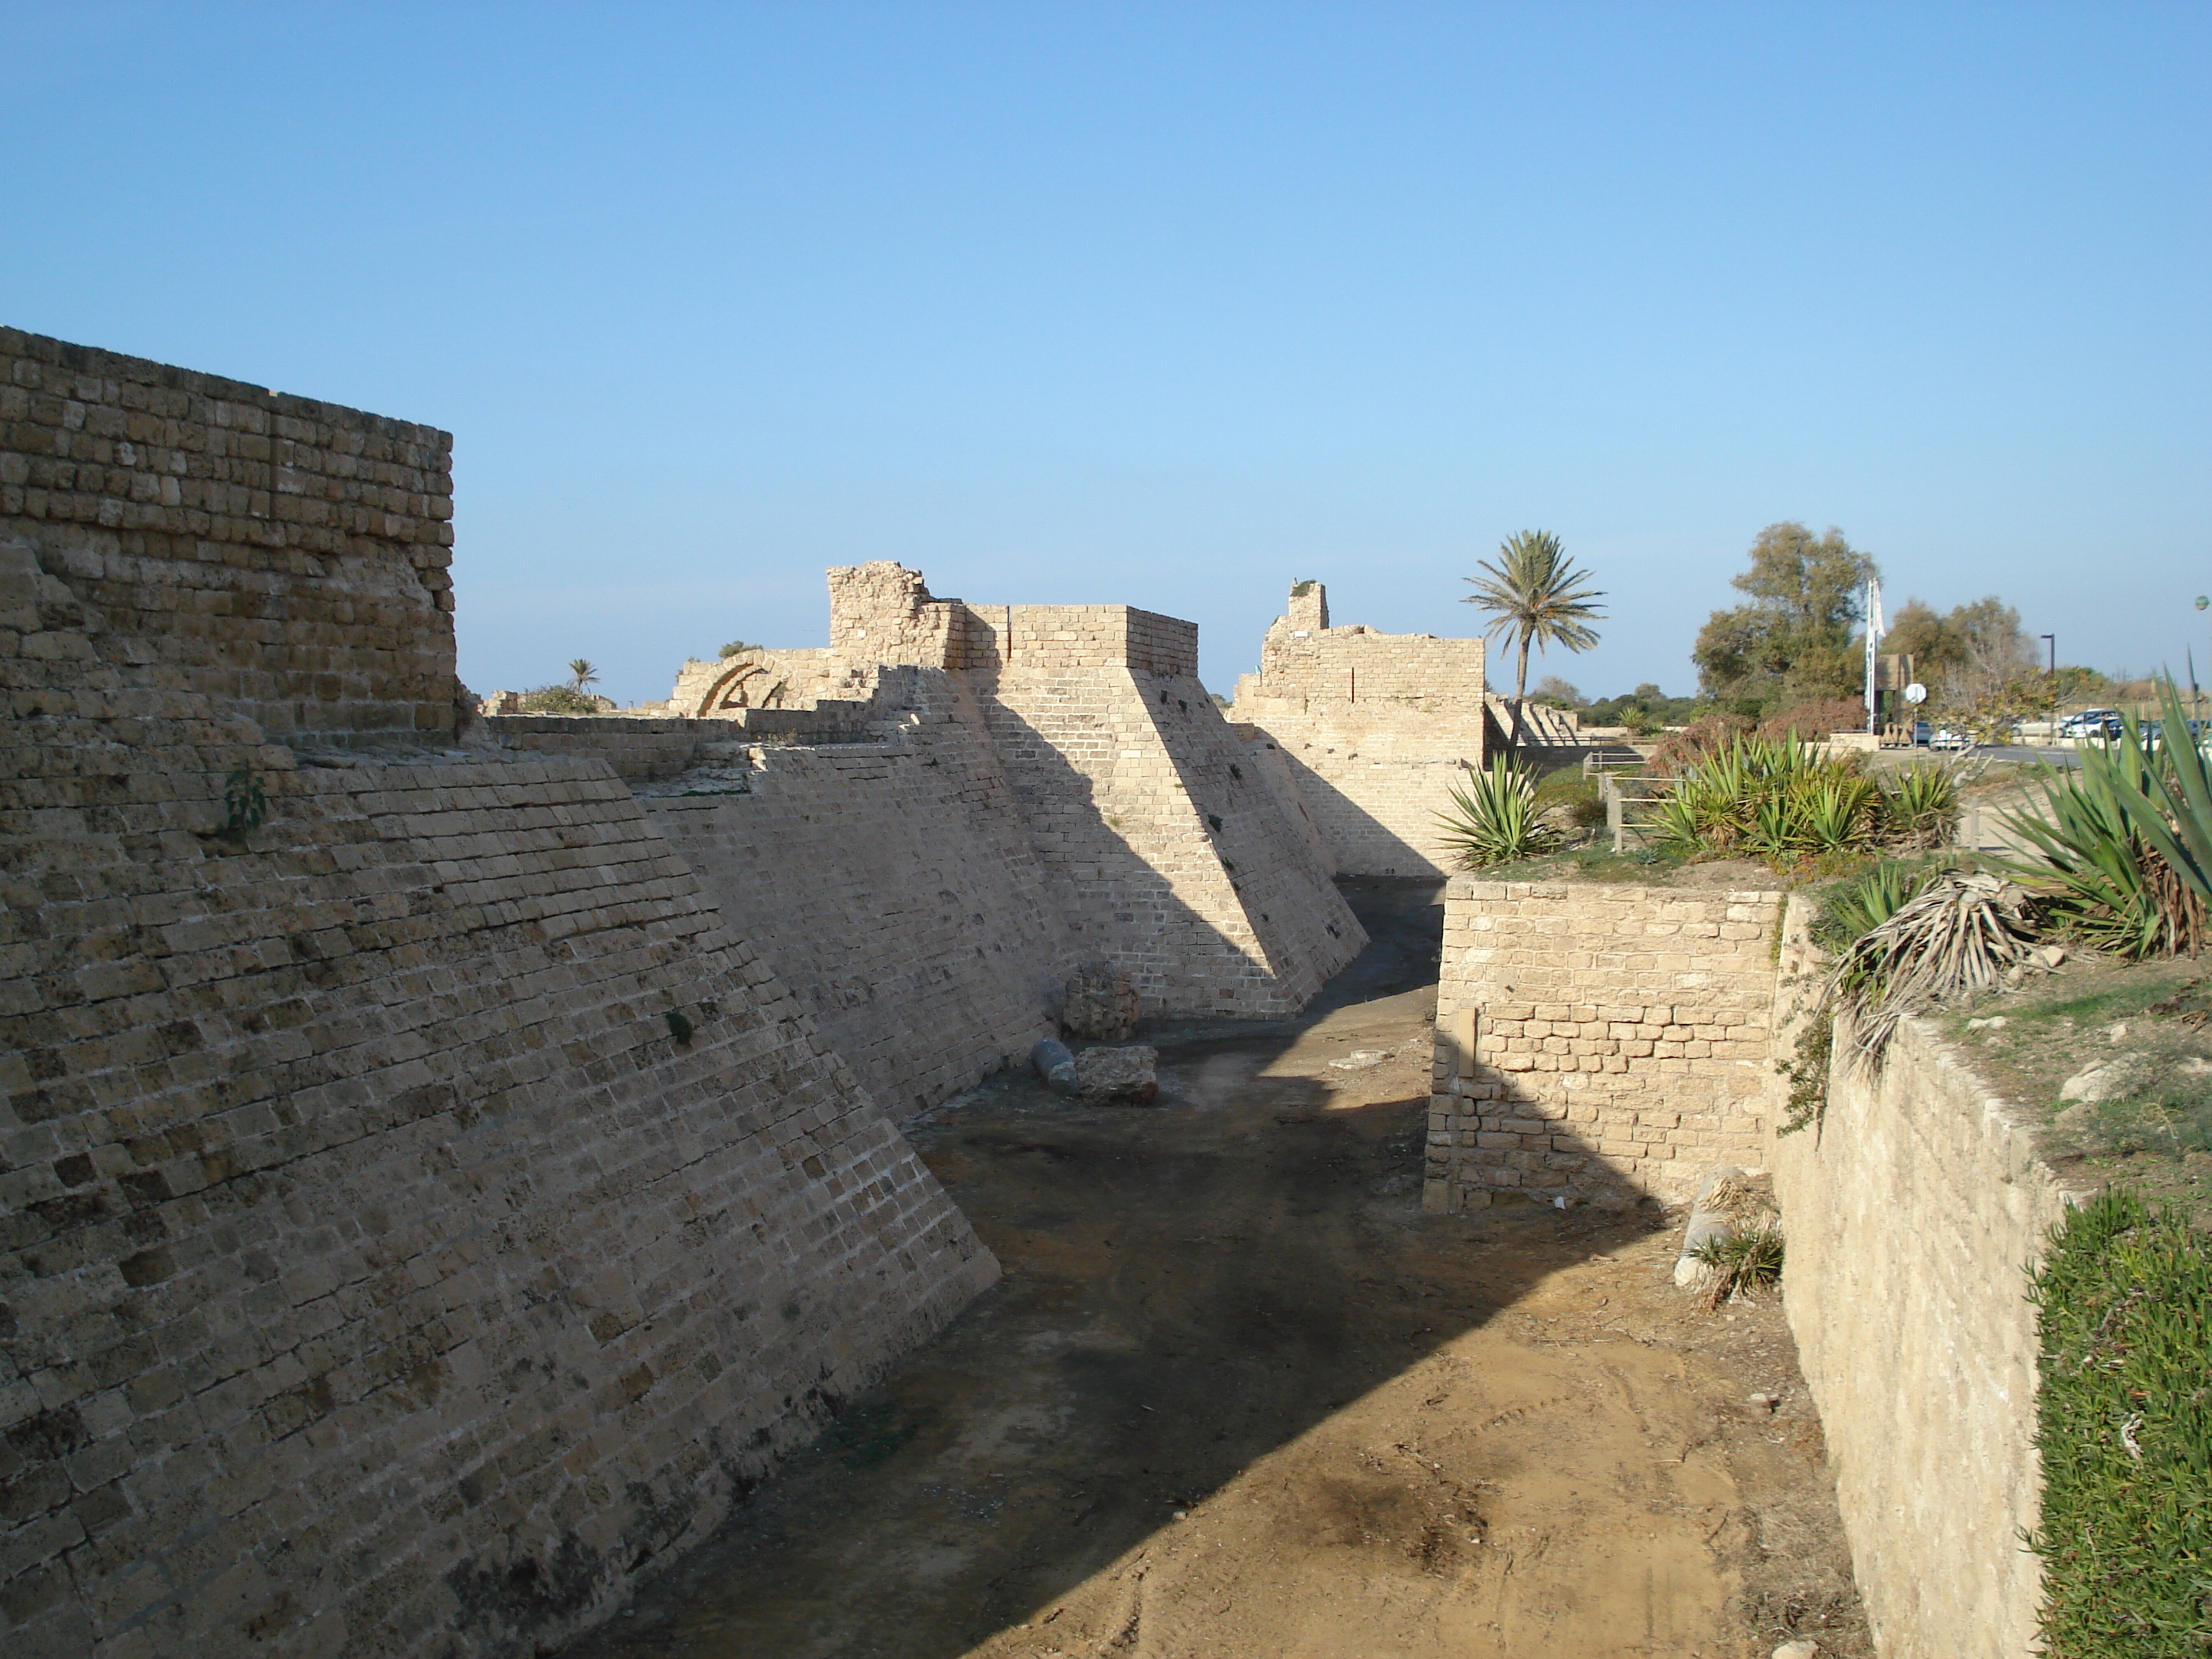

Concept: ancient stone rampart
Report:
left=1, top=327, right=456, bottom=744
left=1228, top=580, right=1489, bottom=877
left=1426, top=880, right=1781, bottom=1210
left=649, top=565, right=1367, bottom=1024
left=642, top=672, right=1078, bottom=1117
left=983, top=645, right=1363, bottom=1016
left=0, top=357, right=998, bottom=1659
left=1767, top=898, right=2084, bottom=1659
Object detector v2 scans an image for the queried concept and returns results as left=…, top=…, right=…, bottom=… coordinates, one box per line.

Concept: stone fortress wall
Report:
left=1766, top=898, right=2085, bottom=1659
left=1228, top=580, right=1493, bottom=877
left=0, top=330, right=1372, bottom=1659
left=0, top=333, right=1009, bottom=1659
left=1426, top=880, right=1781, bottom=1210
left=1428, top=878, right=2088, bottom=1655
left=0, top=325, right=457, bottom=746
left=685, top=562, right=1370, bottom=1024
left=641, top=667, right=1081, bottom=1120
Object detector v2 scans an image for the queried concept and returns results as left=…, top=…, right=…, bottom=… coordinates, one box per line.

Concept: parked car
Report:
left=1911, top=719, right=1933, bottom=746
left=1927, top=726, right=1970, bottom=752
left=2060, top=709, right=2123, bottom=741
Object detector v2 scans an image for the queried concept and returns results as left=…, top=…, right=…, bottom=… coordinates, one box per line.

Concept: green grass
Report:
left=1944, top=961, right=2212, bottom=1222
left=2029, top=1188, right=2212, bottom=1656
left=1531, top=768, right=1606, bottom=830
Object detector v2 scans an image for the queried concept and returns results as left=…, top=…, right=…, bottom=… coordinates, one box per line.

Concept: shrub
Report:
left=1645, top=711, right=1753, bottom=775
left=1647, top=734, right=1884, bottom=865
left=1810, top=860, right=1931, bottom=956
left=1437, top=756, right=1559, bottom=867
left=1645, top=735, right=1964, bottom=873
left=1824, top=869, right=2042, bottom=1062
left=518, top=684, right=611, bottom=714
left=1755, top=697, right=1868, bottom=744
left=2029, top=1188, right=2212, bottom=1655
left=1532, top=768, right=1606, bottom=830
left=1884, top=763, right=1961, bottom=849
left=1688, top=1225, right=1784, bottom=1313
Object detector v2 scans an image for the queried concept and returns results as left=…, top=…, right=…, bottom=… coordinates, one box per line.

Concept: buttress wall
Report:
left=642, top=671, right=1079, bottom=1117
left=795, top=565, right=1368, bottom=1017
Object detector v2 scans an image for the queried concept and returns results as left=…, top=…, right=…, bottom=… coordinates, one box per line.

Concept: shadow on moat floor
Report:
left=559, top=879, right=1686, bottom=1659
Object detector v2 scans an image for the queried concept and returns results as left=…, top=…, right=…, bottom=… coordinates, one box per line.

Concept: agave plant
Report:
left=1811, top=860, right=1933, bottom=956
left=1884, top=765, right=1961, bottom=849
left=1436, top=756, right=1560, bottom=868
left=1645, top=733, right=1894, bottom=868
left=1795, top=771, right=1884, bottom=855
left=2001, top=678, right=2211, bottom=958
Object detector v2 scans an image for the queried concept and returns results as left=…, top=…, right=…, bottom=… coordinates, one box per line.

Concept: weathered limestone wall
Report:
left=1768, top=899, right=2082, bottom=1659
left=1228, top=581, right=1489, bottom=877
left=0, top=375, right=997, bottom=1658
left=791, top=565, right=1367, bottom=1017
left=979, top=631, right=1366, bottom=1017
left=1, top=327, right=456, bottom=745
left=483, top=714, right=726, bottom=780
left=668, top=649, right=856, bottom=717
left=1426, top=880, right=1781, bottom=1210
left=644, top=672, right=1078, bottom=1117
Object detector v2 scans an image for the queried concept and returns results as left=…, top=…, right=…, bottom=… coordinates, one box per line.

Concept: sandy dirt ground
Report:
left=566, top=884, right=1870, bottom=1659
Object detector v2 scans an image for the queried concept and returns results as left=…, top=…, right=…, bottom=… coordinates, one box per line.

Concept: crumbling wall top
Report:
left=1253, top=577, right=1485, bottom=709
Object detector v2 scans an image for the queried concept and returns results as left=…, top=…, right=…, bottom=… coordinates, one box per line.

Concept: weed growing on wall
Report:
left=2028, top=1188, right=2212, bottom=1655
left=1779, top=861, right=1929, bottom=1135
left=220, top=763, right=268, bottom=842
left=518, top=684, right=613, bottom=714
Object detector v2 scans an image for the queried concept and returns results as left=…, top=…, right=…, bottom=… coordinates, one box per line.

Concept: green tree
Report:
left=1462, top=529, right=1606, bottom=744
left=1883, top=595, right=2036, bottom=714
left=567, top=658, right=600, bottom=693
left=718, top=639, right=761, bottom=660
left=1692, top=523, right=1876, bottom=718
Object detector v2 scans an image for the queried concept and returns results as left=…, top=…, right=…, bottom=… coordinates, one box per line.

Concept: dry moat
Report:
left=565, top=886, right=1869, bottom=1659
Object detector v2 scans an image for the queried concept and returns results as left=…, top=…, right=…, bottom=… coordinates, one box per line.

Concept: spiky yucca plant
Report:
left=2002, top=678, right=2211, bottom=957
left=1436, top=756, right=1559, bottom=868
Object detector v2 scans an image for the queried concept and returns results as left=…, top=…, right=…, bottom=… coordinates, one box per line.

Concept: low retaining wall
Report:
left=1768, top=899, right=2086, bottom=1658
left=1426, top=880, right=1781, bottom=1210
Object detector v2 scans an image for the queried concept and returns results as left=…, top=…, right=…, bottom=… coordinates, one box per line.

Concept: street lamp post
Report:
left=2039, top=634, right=2055, bottom=739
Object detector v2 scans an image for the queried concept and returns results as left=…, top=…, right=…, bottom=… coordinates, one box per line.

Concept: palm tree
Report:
left=567, top=658, right=600, bottom=694
left=1462, top=531, right=1605, bottom=747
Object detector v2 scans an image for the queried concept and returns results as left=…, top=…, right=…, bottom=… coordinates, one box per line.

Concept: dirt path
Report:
left=567, top=884, right=1869, bottom=1659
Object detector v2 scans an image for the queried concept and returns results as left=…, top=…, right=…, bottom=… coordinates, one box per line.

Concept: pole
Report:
left=1863, top=577, right=1884, bottom=737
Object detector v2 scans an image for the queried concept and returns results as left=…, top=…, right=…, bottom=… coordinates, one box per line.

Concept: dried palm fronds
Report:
left=1826, top=869, right=2046, bottom=1063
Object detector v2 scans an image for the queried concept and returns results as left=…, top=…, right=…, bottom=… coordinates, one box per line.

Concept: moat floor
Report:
left=563, top=883, right=1870, bottom=1659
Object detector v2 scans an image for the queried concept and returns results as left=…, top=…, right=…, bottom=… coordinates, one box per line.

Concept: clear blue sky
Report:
left=5, top=3, right=2206, bottom=704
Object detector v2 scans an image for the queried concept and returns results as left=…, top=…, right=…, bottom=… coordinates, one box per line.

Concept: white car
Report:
left=1927, top=727, right=1971, bottom=751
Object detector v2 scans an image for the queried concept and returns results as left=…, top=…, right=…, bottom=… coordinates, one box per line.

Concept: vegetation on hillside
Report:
left=2029, top=1189, right=2212, bottom=1657
left=1643, top=734, right=1958, bottom=869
